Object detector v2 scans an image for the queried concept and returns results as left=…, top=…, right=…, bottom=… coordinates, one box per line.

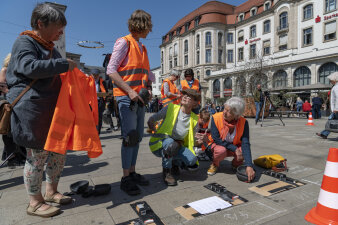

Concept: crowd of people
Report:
left=1, top=3, right=337, bottom=219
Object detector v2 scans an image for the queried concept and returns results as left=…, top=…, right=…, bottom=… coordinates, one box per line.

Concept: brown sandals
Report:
left=44, top=192, right=72, bottom=205
left=26, top=202, right=60, bottom=217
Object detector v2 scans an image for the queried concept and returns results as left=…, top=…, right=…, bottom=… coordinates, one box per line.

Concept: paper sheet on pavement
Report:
left=187, top=196, right=232, bottom=214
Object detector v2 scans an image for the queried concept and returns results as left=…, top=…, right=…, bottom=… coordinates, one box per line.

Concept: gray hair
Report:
left=31, top=3, right=67, bottom=30
left=224, top=97, right=245, bottom=117
left=327, top=71, right=338, bottom=82
left=170, top=69, right=179, bottom=77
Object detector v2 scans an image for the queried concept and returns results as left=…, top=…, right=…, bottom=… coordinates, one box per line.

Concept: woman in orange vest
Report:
left=208, top=97, right=255, bottom=182
left=161, top=69, right=181, bottom=107
left=106, top=10, right=152, bottom=196
left=180, top=68, right=201, bottom=114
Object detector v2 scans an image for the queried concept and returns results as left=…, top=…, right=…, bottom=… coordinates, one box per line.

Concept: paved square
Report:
left=0, top=114, right=336, bottom=225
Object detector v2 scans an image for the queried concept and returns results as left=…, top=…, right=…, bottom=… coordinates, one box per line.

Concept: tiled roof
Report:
left=169, top=1, right=235, bottom=33
left=234, top=0, right=266, bottom=14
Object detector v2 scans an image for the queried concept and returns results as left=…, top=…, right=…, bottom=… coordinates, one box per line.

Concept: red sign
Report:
left=245, top=39, right=248, bottom=45
left=250, top=38, right=261, bottom=43
left=324, top=13, right=338, bottom=20
left=315, top=15, right=321, bottom=23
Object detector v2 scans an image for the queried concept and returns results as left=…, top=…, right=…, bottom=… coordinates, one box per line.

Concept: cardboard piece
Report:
left=249, top=180, right=305, bottom=197
left=175, top=183, right=248, bottom=221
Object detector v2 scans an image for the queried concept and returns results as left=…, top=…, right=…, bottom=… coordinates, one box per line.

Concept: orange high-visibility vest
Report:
left=181, top=79, right=200, bottom=92
left=161, top=78, right=180, bottom=107
left=98, top=77, right=106, bottom=100
left=113, top=34, right=149, bottom=96
left=211, top=112, right=246, bottom=146
left=44, top=68, right=102, bottom=158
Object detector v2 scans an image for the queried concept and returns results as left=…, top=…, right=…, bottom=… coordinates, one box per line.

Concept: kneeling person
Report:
left=208, top=97, right=255, bottom=182
left=148, top=89, right=204, bottom=186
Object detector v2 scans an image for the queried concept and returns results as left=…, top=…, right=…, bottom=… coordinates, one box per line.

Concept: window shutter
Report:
left=325, top=21, right=336, bottom=34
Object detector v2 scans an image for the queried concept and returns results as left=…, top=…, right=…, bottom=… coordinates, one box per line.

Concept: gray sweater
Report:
left=6, top=35, right=69, bottom=149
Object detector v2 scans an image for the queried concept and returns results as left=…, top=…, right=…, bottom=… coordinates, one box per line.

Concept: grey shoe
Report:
left=163, top=168, right=177, bottom=186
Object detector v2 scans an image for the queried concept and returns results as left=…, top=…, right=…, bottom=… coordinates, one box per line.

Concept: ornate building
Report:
left=160, top=0, right=338, bottom=105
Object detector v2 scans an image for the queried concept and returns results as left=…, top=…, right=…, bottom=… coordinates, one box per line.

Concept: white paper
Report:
left=188, top=196, right=232, bottom=215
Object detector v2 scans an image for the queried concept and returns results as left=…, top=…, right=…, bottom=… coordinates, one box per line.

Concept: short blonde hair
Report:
left=3, top=53, right=11, bottom=68
left=128, top=10, right=152, bottom=33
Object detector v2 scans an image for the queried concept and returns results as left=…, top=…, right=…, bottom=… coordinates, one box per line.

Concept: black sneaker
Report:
left=171, top=165, right=180, bottom=176
left=129, top=172, right=149, bottom=186
left=120, top=176, right=141, bottom=196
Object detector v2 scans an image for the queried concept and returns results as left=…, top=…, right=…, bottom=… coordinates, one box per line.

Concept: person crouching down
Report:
left=148, top=89, right=205, bottom=186
left=207, top=97, right=255, bottom=182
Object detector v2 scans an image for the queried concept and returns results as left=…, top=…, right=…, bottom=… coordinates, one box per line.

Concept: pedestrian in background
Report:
left=92, top=69, right=107, bottom=135
left=316, top=72, right=338, bottom=139
left=161, top=69, right=180, bottom=108
left=107, top=9, right=152, bottom=196
left=302, top=100, right=312, bottom=118
left=6, top=3, right=76, bottom=217
left=296, top=97, right=303, bottom=112
left=253, top=84, right=264, bottom=125
left=312, top=93, right=323, bottom=119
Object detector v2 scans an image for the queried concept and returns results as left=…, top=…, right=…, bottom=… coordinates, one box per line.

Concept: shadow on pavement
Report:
left=0, top=175, right=23, bottom=191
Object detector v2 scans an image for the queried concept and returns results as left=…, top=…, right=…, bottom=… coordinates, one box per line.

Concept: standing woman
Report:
left=107, top=10, right=152, bottom=196
left=6, top=3, right=76, bottom=217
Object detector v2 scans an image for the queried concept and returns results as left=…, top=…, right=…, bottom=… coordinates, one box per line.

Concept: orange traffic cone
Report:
left=305, top=148, right=338, bottom=225
left=306, top=112, right=314, bottom=126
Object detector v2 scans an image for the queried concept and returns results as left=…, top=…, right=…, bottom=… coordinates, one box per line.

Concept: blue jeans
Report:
left=117, top=96, right=145, bottom=169
left=320, top=112, right=338, bottom=137
left=255, top=102, right=263, bottom=121
left=152, top=138, right=197, bottom=169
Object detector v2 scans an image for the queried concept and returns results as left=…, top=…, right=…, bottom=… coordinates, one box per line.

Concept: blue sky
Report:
left=0, top=0, right=247, bottom=69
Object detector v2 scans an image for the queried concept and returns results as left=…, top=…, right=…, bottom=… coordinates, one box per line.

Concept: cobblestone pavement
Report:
left=0, top=114, right=337, bottom=225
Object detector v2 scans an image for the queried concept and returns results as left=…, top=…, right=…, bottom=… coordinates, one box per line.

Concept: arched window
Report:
left=169, top=47, right=173, bottom=58
left=273, top=70, right=288, bottom=88
left=213, top=79, right=220, bottom=95
left=303, top=4, right=313, bottom=20
left=174, top=44, right=178, bottom=56
left=318, top=62, right=338, bottom=84
left=218, top=32, right=223, bottom=46
left=206, top=70, right=211, bottom=76
left=184, top=40, right=188, bottom=53
left=196, top=34, right=200, bottom=49
left=294, top=66, right=311, bottom=87
left=205, top=32, right=212, bottom=46
left=224, top=77, right=232, bottom=96
left=279, top=12, right=288, bottom=30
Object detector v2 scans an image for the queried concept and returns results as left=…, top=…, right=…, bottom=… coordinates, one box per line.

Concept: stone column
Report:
left=220, top=78, right=224, bottom=98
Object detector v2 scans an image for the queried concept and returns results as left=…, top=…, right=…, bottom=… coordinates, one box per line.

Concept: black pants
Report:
left=1, top=135, right=26, bottom=162
left=97, top=99, right=105, bottom=135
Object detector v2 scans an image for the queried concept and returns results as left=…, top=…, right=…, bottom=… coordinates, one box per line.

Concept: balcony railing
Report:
left=277, top=23, right=289, bottom=33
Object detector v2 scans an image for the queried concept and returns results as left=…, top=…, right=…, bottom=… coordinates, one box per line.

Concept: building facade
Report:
left=151, top=66, right=162, bottom=96
left=160, top=0, right=338, bottom=105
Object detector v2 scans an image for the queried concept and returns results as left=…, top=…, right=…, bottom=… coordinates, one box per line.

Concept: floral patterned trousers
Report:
left=24, top=148, right=66, bottom=195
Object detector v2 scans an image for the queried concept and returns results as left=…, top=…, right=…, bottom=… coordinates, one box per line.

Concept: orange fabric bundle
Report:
left=44, top=68, right=102, bottom=158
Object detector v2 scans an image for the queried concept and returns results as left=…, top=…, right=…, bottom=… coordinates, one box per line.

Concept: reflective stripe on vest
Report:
left=113, top=34, right=150, bottom=96
left=149, top=103, right=199, bottom=165
left=212, top=112, right=246, bottom=146
left=161, top=79, right=180, bottom=106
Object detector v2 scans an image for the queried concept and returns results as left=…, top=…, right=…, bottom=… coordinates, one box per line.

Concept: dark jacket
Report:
left=253, top=89, right=264, bottom=103
left=6, top=35, right=69, bottom=149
